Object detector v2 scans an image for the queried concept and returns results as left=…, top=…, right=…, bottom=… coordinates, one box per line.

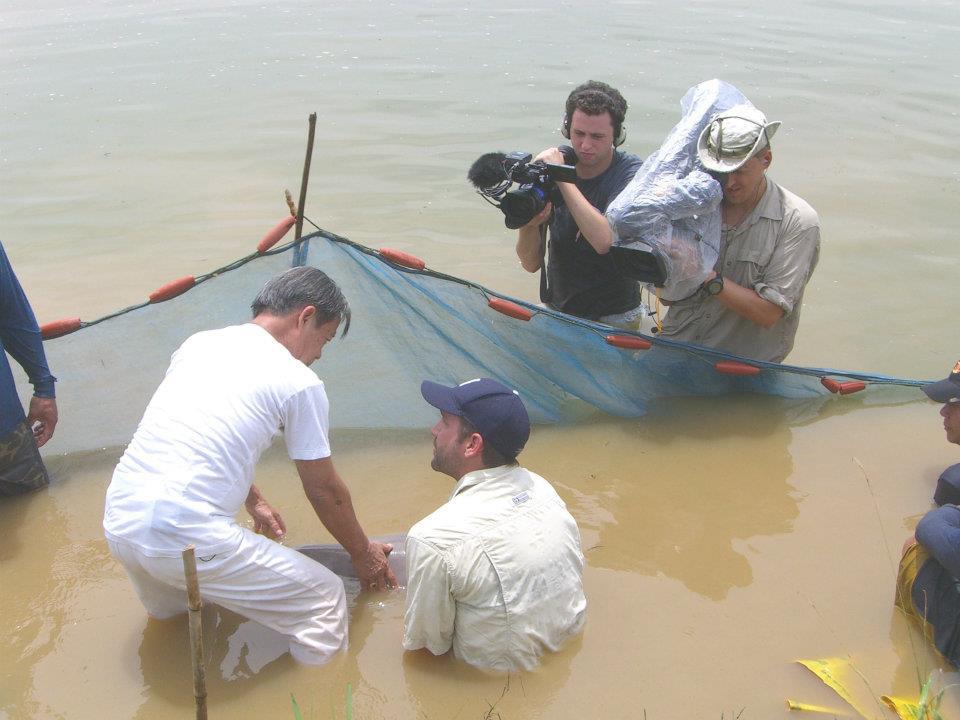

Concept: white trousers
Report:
left=107, top=528, right=348, bottom=665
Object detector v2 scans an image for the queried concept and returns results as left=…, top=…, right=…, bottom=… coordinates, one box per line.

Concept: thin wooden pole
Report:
left=182, top=545, right=208, bottom=720
left=295, top=112, right=317, bottom=240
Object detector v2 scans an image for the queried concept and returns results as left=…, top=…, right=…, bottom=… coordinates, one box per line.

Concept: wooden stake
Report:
left=182, top=545, right=208, bottom=720
left=295, top=113, right=317, bottom=240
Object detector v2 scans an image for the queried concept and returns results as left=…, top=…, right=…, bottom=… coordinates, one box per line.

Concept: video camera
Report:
left=468, top=146, right=578, bottom=229
left=467, top=145, right=667, bottom=286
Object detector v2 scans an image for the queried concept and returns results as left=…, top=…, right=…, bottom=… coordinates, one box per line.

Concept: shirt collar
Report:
left=450, top=463, right=518, bottom=500
left=749, top=178, right=783, bottom=225
left=725, top=178, right=782, bottom=235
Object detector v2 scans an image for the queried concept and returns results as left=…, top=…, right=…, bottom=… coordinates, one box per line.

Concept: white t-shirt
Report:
left=104, top=323, right=330, bottom=557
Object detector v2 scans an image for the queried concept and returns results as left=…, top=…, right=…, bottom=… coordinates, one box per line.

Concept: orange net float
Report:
left=256, top=215, right=297, bottom=254
left=378, top=248, right=426, bottom=271
left=605, top=334, right=652, bottom=351
left=149, top=276, right=196, bottom=303
left=714, top=360, right=761, bottom=376
left=40, top=317, right=82, bottom=340
left=820, top=377, right=866, bottom=395
left=487, top=297, right=533, bottom=321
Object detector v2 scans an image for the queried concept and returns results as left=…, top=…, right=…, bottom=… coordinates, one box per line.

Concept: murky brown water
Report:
left=4, top=399, right=959, bottom=718
left=2, top=0, right=959, bottom=717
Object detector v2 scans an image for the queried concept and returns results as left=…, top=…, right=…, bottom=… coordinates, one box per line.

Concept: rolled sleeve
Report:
left=402, top=536, right=456, bottom=656
left=753, top=224, right=820, bottom=315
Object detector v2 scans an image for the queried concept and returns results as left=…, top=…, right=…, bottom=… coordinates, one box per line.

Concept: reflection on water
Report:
left=2, top=398, right=959, bottom=717
left=572, top=397, right=799, bottom=600
left=1, top=490, right=71, bottom=719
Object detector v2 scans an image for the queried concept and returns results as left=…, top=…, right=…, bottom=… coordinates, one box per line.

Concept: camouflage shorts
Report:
left=0, top=420, right=50, bottom=496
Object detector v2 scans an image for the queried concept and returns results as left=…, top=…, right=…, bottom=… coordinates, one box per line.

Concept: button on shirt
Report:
left=403, top=464, right=586, bottom=672
left=659, top=180, right=820, bottom=363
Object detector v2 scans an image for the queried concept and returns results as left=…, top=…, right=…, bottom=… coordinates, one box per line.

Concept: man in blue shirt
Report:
left=896, top=360, right=960, bottom=666
left=0, top=241, right=58, bottom=495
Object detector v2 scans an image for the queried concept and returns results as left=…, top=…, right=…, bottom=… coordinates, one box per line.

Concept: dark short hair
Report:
left=457, top=417, right=516, bottom=468
left=565, top=80, right=628, bottom=139
left=251, top=266, right=351, bottom=336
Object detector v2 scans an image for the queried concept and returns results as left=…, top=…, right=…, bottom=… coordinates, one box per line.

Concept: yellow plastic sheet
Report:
left=786, top=699, right=852, bottom=715
left=796, top=658, right=933, bottom=720
left=796, top=658, right=874, bottom=719
left=880, top=694, right=921, bottom=720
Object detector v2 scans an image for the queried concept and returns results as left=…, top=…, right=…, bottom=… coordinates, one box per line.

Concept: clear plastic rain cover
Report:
left=607, top=79, right=752, bottom=301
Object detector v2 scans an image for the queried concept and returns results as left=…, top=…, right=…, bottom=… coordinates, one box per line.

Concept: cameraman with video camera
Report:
left=516, top=81, right=643, bottom=328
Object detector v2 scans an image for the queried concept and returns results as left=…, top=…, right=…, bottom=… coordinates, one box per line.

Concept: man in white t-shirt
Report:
left=403, top=378, right=587, bottom=671
left=103, top=266, right=395, bottom=666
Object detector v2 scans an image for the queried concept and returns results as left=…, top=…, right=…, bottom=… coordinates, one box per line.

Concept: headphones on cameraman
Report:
left=561, top=85, right=628, bottom=147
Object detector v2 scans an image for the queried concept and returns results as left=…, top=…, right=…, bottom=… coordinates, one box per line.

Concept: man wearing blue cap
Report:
left=896, top=360, right=960, bottom=667
left=403, top=378, right=587, bottom=671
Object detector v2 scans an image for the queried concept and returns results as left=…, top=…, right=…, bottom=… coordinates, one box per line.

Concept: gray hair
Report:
left=251, top=266, right=351, bottom=336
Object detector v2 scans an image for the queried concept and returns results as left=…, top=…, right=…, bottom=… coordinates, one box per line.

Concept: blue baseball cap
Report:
left=420, top=378, right=530, bottom=458
left=924, top=360, right=960, bottom=403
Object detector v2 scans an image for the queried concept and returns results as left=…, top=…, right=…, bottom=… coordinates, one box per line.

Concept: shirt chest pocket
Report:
left=726, top=243, right=772, bottom=286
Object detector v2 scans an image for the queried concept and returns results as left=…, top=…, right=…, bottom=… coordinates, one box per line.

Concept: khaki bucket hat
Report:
left=698, top=104, right=781, bottom=173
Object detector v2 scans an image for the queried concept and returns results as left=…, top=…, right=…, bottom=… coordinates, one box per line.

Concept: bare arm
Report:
left=515, top=205, right=551, bottom=272
left=555, top=181, right=614, bottom=255
left=533, top=146, right=615, bottom=256
left=296, top=457, right=397, bottom=589
left=707, top=271, right=784, bottom=328
left=711, top=215, right=820, bottom=328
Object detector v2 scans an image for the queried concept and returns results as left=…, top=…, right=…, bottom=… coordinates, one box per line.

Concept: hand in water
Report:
left=356, top=541, right=398, bottom=591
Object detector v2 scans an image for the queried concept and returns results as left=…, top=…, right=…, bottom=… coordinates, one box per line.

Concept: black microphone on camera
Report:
left=467, top=146, right=579, bottom=229
left=467, top=152, right=510, bottom=195
left=468, top=146, right=579, bottom=196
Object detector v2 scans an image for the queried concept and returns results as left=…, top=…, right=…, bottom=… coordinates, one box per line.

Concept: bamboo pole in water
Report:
left=295, top=112, right=317, bottom=240
left=182, top=545, right=208, bottom=720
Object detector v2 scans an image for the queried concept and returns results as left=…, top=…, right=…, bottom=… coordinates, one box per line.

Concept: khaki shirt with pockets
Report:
left=403, top=464, right=586, bottom=672
left=660, top=180, right=820, bottom=363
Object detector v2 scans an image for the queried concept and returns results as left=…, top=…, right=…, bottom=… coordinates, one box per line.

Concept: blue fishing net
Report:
left=19, top=230, right=926, bottom=456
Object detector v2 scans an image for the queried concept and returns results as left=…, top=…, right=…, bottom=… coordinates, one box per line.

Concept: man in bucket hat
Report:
left=896, top=360, right=960, bottom=668
left=403, top=378, right=586, bottom=671
left=659, top=103, right=821, bottom=363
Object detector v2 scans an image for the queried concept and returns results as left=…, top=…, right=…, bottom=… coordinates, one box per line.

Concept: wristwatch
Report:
left=703, top=274, right=724, bottom=296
